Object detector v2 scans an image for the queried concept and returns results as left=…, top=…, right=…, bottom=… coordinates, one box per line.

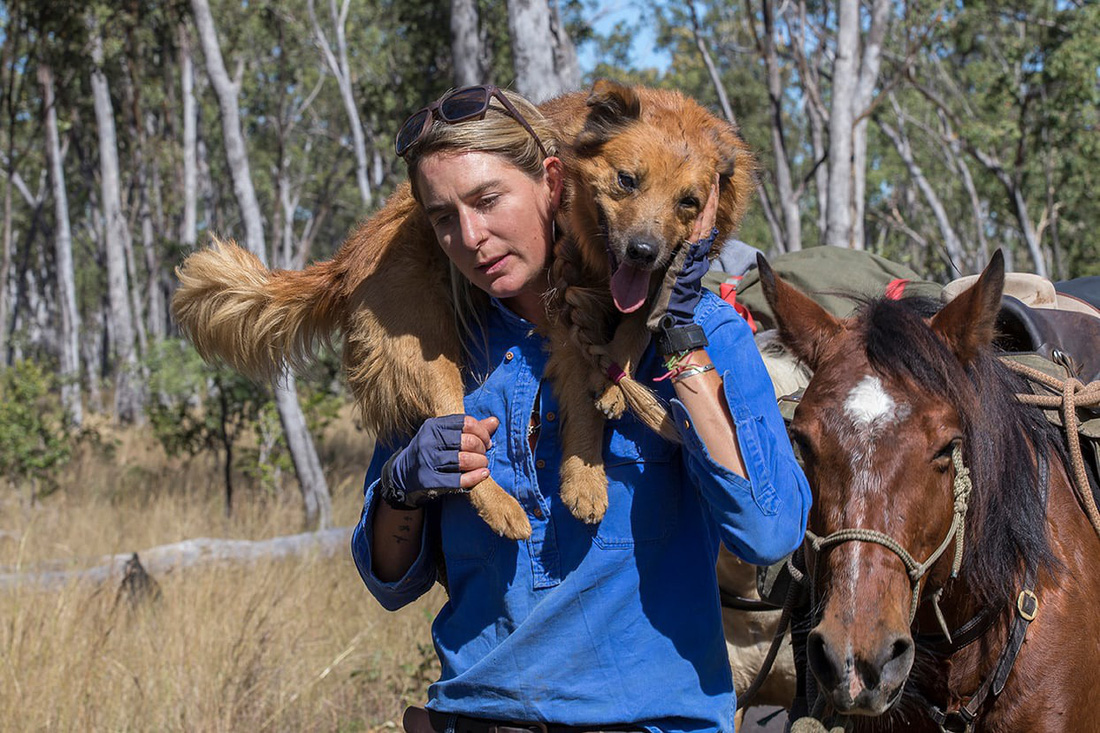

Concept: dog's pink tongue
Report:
left=610, top=263, right=649, bottom=313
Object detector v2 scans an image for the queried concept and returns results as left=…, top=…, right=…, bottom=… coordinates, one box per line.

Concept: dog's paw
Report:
left=595, top=383, right=627, bottom=419
left=560, top=457, right=609, bottom=524
left=468, top=477, right=532, bottom=540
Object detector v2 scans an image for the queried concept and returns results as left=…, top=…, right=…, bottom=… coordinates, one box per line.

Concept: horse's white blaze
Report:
left=844, top=375, right=909, bottom=435
left=840, top=375, right=911, bottom=602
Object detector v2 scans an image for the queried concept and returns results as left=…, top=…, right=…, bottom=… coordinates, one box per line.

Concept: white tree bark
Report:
left=180, top=22, right=198, bottom=248
left=877, top=112, right=967, bottom=273
left=90, top=27, right=143, bottom=423
left=451, top=0, right=484, bottom=87
left=825, top=0, right=858, bottom=249
left=308, top=0, right=372, bottom=208
left=190, top=0, right=266, bottom=260
left=548, top=0, right=581, bottom=92
left=759, top=0, right=801, bottom=252
left=507, top=0, right=564, bottom=102
left=849, top=0, right=889, bottom=250
left=190, top=0, right=332, bottom=529
left=40, top=63, right=83, bottom=426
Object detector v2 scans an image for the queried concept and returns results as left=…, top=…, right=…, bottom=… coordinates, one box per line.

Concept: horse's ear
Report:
left=757, top=253, right=843, bottom=370
left=931, top=249, right=1006, bottom=364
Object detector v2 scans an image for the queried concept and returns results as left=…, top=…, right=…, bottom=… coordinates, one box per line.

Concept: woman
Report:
left=351, top=85, right=810, bottom=733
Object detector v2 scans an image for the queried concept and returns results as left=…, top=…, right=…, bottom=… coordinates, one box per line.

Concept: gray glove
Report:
left=378, top=414, right=468, bottom=510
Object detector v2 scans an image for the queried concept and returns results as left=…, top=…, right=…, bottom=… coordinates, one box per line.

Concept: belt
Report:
left=402, top=706, right=639, bottom=733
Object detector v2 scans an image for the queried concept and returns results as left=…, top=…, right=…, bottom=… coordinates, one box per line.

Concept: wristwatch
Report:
left=656, top=315, right=709, bottom=356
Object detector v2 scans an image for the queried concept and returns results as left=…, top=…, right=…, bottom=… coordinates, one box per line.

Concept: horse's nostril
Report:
left=889, top=637, right=912, bottom=662
left=876, top=633, right=915, bottom=691
left=807, top=630, right=845, bottom=688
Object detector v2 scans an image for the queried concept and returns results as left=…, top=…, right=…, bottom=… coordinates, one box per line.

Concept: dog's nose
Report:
left=625, top=239, right=658, bottom=267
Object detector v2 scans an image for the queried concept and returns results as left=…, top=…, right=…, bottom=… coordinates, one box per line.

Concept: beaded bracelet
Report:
left=671, top=363, right=715, bottom=383
left=655, top=349, right=713, bottom=382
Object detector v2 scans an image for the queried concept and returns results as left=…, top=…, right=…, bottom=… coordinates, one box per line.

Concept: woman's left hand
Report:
left=648, top=174, right=721, bottom=333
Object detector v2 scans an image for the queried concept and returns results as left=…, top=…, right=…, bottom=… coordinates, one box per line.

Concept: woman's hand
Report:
left=648, top=174, right=721, bottom=343
left=379, top=414, right=500, bottom=510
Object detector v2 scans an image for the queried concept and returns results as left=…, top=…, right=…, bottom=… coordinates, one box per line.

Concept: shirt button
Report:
left=683, top=419, right=691, bottom=430
left=505, top=351, right=515, bottom=362
left=532, top=506, right=544, bottom=519
left=545, top=412, right=556, bottom=422
left=535, top=459, right=546, bottom=469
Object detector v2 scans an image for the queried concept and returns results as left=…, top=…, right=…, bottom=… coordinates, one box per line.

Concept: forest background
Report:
left=0, top=0, right=1097, bottom=730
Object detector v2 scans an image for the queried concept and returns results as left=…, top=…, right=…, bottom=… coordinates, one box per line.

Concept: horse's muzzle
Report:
left=807, top=627, right=914, bottom=715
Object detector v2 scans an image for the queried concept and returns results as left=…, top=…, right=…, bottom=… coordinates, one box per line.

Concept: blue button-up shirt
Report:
left=351, top=291, right=810, bottom=732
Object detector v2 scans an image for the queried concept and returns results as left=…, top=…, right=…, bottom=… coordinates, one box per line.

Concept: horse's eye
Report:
left=790, top=429, right=813, bottom=464
left=679, top=196, right=700, bottom=210
left=932, top=439, right=958, bottom=470
left=618, top=171, right=637, bottom=191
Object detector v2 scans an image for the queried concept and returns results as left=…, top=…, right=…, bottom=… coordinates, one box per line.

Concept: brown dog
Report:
left=172, top=81, right=755, bottom=540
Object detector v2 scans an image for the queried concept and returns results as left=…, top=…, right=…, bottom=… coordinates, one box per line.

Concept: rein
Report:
left=804, top=442, right=973, bottom=642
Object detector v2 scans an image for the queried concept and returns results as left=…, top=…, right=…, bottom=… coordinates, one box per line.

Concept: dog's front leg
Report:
left=593, top=313, right=654, bottom=419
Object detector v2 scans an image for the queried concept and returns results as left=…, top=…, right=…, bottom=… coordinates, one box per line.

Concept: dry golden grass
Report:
left=0, top=409, right=442, bottom=732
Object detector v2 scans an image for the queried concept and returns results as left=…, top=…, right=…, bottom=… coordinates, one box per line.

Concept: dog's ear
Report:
left=710, top=118, right=757, bottom=238
left=575, top=80, right=641, bottom=154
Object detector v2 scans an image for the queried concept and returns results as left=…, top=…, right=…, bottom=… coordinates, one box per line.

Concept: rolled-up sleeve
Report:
left=350, top=445, right=438, bottom=611
left=672, top=293, right=811, bottom=565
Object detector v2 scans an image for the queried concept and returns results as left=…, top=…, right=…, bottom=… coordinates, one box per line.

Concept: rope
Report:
left=1001, top=358, right=1100, bottom=542
left=803, top=444, right=971, bottom=637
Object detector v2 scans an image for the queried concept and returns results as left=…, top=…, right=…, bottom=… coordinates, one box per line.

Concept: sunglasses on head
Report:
left=395, top=84, right=549, bottom=159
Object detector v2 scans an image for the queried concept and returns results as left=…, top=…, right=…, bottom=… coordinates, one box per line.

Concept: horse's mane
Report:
left=858, top=296, right=1061, bottom=609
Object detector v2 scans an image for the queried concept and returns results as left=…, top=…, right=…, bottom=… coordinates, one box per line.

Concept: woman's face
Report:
left=416, top=151, right=562, bottom=324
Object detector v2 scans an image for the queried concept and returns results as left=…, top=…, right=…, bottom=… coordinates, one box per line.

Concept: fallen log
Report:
left=0, top=526, right=353, bottom=591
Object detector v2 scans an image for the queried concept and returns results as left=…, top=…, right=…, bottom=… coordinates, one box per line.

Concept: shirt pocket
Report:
left=439, top=443, right=504, bottom=563
left=591, top=414, right=681, bottom=548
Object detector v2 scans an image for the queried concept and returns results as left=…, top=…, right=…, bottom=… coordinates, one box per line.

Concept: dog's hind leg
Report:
left=547, top=340, right=610, bottom=524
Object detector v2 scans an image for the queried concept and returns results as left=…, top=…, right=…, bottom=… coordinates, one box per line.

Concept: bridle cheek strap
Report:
left=805, top=443, right=974, bottom=641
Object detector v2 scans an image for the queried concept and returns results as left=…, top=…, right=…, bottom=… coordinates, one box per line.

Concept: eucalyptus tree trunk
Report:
left=758, top=0, right=801, bottom=252
left=877, top=110, right=967, bottom=274
left=40, top=63, right=83, bottom=426
left=825, top=0, right=858, bottom=249
left=507, top=0, right=577, bottom=102
left=180, top=22, right=198, bottom=248
left=90, top=28, right=143, bottom=423
left=1, top=157, right=11, bottom=365
left=849, top=0, right=889, bottom=250
left=451, top=0, right=485, bottom=87
left=191, top=0, right=332, bottom=529
left=308, top=0, right=372, bottom=208
left=548, top=1, right=581, bottom=92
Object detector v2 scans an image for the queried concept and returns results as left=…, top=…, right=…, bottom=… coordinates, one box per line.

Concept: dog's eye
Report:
left=617, top=172, right=637, bottom=192
left=679, top=196, right=700, bottom=210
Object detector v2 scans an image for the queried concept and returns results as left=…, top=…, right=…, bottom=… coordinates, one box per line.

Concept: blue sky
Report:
left=577, top=0, right=673, bottom=74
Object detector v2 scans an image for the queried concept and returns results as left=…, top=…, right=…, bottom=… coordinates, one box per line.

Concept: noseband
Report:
left=804, top=442, right=973, bottom=641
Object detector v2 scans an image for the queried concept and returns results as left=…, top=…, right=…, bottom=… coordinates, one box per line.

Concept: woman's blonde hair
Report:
left=401, top=90, right=562, bottom=372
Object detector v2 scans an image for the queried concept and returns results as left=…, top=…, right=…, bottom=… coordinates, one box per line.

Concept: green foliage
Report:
left=145, top=340, right=342, bottom=501
left=145, top=339, right=265, bottom=461
left=0, top=361, right=76, bottom=496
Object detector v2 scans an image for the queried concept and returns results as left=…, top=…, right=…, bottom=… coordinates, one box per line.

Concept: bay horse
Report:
left=760, top=251, right=1100, bottom=732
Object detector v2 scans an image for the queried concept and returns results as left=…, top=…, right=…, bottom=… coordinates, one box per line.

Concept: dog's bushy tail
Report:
left=172, top=238, right=344, bottom=380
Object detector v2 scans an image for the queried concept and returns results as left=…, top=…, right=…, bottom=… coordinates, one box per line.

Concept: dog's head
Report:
left=563, top=80, right=757, bottom=313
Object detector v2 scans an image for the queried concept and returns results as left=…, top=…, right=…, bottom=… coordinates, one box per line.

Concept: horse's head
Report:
left=759, top=252, right=1006, bottom=716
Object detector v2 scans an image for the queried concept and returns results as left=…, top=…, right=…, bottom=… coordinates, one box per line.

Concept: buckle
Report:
left=1016, top=589, right=1039, bottom=621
